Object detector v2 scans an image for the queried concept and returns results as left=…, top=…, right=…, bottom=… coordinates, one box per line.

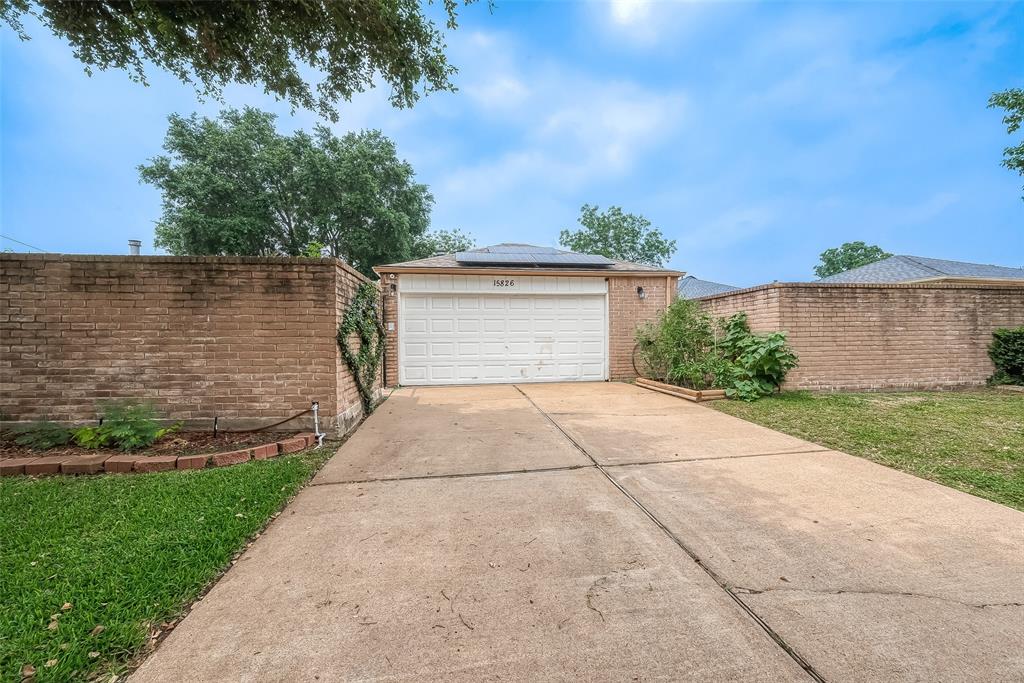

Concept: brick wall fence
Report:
left=700, top=282, right=1024, bottom=391
left=0, top=254, right=381, bottom=433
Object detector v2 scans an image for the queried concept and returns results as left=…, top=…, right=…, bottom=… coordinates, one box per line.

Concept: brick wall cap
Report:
left=0, top=252, right=375, bottom=284
left=697, top=280, right=1024, bottom=301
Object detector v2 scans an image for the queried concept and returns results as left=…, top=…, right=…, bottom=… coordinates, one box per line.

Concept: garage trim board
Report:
left=397, top=274, right=609, bottom=385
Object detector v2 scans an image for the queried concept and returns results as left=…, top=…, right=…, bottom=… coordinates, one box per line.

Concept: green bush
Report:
left=635, top=299, right=721, bottom=389
left=988, top=326, right=1024, bottom=385
left=73, top=401, right=180, bottom=451
left=11, top=421, right=72, bottom=450
left=718, top=313, right=798, bottom=401
left=633, top=308, right=799, bottom=401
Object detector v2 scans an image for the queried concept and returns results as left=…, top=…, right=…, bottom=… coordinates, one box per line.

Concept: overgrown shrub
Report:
left=633, top=307, right=799, bottom=401
left=988, top=326, right=1024, bottom=385
left=73, top=401, right=180, bottom=451
left=635, top=299, right=720, bottom=389
left=718, top=313, right=798, bottom=401
left=11, top=421, right=72, bottom=450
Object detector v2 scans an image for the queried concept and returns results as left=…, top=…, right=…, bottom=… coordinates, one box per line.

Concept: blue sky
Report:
left=2, top=1, right=1022, bottom=285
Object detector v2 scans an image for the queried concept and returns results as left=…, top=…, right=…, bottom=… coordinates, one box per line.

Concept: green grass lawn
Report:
left=0, top=448, right=333, bottom=682
left=712, top=390, right=1024, bottom=511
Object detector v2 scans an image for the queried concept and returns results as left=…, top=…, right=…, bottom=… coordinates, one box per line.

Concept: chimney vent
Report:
left=128, top=240, right=141, bottom=256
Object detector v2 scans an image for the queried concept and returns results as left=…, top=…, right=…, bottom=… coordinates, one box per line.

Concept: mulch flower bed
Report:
left=0, top=431, right=318, bottom=477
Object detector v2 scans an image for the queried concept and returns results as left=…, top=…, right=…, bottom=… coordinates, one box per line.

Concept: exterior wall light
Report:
left=637, top=286, right=646, bottom=300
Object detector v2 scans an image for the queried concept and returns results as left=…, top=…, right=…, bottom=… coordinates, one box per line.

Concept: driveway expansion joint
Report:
left=513, top=384, right=827, bottom=683
left=310, top=463, right=593, bottom=487
left=601, top=448, right=833, bottom=468
left=732, top=585, right=1024, bottom=610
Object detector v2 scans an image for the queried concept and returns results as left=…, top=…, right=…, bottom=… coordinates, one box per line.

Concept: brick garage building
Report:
left=0, top=253, right=379, bottom=432
left=700, top=282, right=1024, bottom=391
left=374, top=244, right=681, bottom=386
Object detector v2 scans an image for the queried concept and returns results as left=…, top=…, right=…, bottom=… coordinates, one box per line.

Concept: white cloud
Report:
left=464, top=75, right=529, bottom=110
left=435, top=31, right=687, bottom=204
left=610, top=0, right=653, bottom=26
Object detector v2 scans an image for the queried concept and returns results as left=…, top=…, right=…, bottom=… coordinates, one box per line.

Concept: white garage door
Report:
left=399, top=293, right=607, bottom=385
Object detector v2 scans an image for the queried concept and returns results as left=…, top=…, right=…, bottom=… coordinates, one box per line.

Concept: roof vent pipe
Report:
left=128, top=240, right=141, bottom=256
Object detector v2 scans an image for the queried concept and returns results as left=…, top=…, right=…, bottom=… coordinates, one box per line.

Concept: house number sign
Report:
left=492, top=278, right=517, bottom=288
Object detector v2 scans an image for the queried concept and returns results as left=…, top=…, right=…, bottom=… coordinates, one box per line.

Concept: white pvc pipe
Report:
left=311, top=401, right=325, bottom=448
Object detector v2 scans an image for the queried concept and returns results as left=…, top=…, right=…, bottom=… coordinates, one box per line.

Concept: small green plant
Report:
left=73, top=401, right=180, bottom=451
left=11, top=421, right=72, bottom=450
left=719, top=313, right=799, bottom=401
left=72, top=426, right=107, bottom=449
left=988, top=326, right=1024, bottom=386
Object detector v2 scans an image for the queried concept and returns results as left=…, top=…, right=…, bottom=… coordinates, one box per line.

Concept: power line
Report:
left=0, top=233, right=47, bottom=252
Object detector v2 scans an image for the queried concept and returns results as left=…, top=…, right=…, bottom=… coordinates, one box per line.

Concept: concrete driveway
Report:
left=133, top=383, right=1024, bottom=682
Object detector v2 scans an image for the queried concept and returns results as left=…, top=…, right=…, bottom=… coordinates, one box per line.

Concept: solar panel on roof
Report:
left=483, top=244, right=564, bottom=254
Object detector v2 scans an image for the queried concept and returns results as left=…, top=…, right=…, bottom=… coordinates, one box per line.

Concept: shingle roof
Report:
left=678, top=275, right=740, bottom=299
left=376, top=243, right=677, bottom=273
left=817, top=255, right=1024, bottom=284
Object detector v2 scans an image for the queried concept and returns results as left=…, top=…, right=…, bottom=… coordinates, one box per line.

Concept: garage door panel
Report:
left=430, top=342, right=454, bottom=358
left=404, top=319, right=427, bottom=333
left=556, top=341, right=579, bottom=355
left=400, top=293, right=607, bottom=385
left=429, top=366, right=455, bottom=381
left=405, top=343, right=428, bottom=358
left=430, top=319, right=454, bottom=333
left=404, top=366, right=427, bottom=381
left=507, top=341, right=533, bottom=357
left=482, top=341, right=506, bottom=357
left=457, top=319, right=480, bottom=333
left=430, top=297, right=454, bottom=310
left=508, top=318, right=532, bottom=333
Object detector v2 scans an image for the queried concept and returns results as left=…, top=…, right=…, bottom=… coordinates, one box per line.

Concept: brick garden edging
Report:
left=0, top=433, right=318, bottom=477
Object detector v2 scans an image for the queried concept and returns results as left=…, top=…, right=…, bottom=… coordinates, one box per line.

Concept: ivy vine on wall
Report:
left=337, top=282, right=385, bottom=414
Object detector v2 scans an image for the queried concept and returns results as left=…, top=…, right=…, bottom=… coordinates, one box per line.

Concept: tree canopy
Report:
left=140, top=107, right=452, bottom=277
left=813, top=241, right=892, bottom=279
left=1, top=0, right=475, bottom=122
left=413, top=228, right=475, bottom=257
left=989, top=88, right=1024, bottom=202
left=559, top=204, right=676, bottom=267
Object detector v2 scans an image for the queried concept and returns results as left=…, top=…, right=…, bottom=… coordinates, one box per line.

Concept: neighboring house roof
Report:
left=817, top=255, right=1024, bottom=284
left=678, top=275, right=740, bottom=299
left=375, top=243, right=682, bottom=275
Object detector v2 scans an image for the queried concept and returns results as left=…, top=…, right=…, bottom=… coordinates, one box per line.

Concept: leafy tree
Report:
left=140, top=107, right=434, bottom=277
left=989, top=89, right=1024, bottom=201
left=814, top=241, right=892, bottom=278
left=559, top=204, right=676, bottom=267
left=140, top=108, right=315, bottom=258
left=304, top=127, right=432, bottom=273
left=1, top=0, right=477, bottom=122
left=413, top=228, right=475, bottom=257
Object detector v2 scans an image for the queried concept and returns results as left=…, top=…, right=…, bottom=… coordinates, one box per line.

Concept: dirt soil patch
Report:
left=0, top=431, right=298, bottom=461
